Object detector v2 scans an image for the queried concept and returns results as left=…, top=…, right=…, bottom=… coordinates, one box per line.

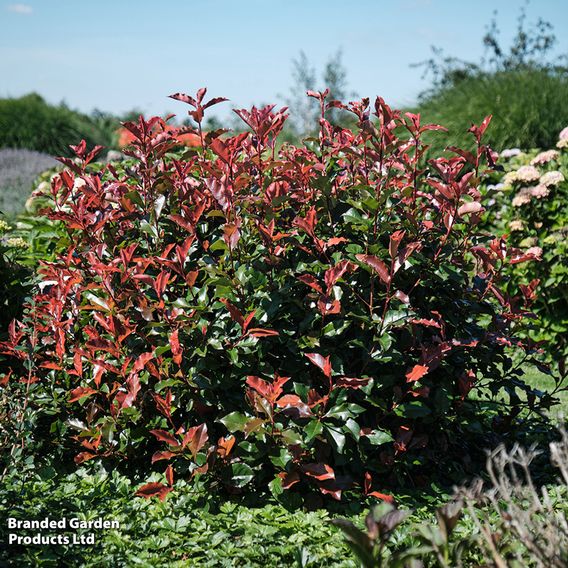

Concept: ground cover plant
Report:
left=0, top=88, right=559, bottom=514
left=2, top=428, right=568, bottom=567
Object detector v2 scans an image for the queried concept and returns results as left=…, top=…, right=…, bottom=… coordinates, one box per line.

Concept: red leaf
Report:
left=410, top=318, right=441, bottom=328
left=247, top=375, right=289, bottom=403
left=169, top=329, right=183, bottom=365
left=135, top=482, right=172, bottom=501
left=319, top=486, right=342, bottom=501
left=276, top=394, right=313, bottom=417
left=206, top=177, right=232, bottom=212
left=133, top=351, right=154, bottom=372
left=149, top=429, right=180, bottom=447
left=394, top=290, right=410, bottom=304
left=169, top=214, right=195, bottom=234
left=294, top=207, right=317, bottom=236
left=248, top=328, right=279, bottom=337
left=203, top=96, right=229, bottom=110
left=302, top=463, right=335, bottom=481
left=165, top=465, right=174, bottom=487
left=40, top=362, right=62, bottom=370
left=151, top=451, right=176, bottom=463
left=74, top=452, right=96, bottom=464
left=217, top=435, right=236, bottom=459
left=298, top=274, right=323, bottom=294
left=457, top=201, right=483, bottom=217
left=223, top=222, right=241, bottom=250
left=277, top=470, right=300, bottom=489
left=317, top=296, right=341, bottom=316
left=69, top=386, right=97, bottom=403
left=479, top=114, right=492, bottom=137
left=154, top=271, right=171, bottom=298
left=183, top=423, right=209, bottom=457
left=169, top=92, right=196, bottom=107
left=368, top=491, right=395, bottom=503
left=326, top=236, right=348, bottom=247
left=356, top=254, right=391, bottom=285
left=406, top=364, right=429, bottom=383
left=364, top=472, right=395, bottom=502
left=335, top=377, right=370, bottom=389
left=242, top=310, right=256, bottom=333
left=246, top=376, right=272, bottom=398
left=305, top=353, right=333, bottom=378
left=389, top=230, right=405, bottom=259
left=324, top=260, right=356, bottom=291
left=196, top=87, right=207, bottom=104
left=221, top=299, right=245, bottom=328
left=153, top=391, right=172, bottom=419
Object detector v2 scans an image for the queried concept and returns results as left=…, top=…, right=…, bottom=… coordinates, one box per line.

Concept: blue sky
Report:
left=2, top=0, right=567, bottom=120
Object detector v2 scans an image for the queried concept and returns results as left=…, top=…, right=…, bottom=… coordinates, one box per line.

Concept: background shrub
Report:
left=0, top=93, right=114, bottom=158
left=416, top=69, right=568, bottom=154
left=412, top=7, right=568, bottom=153
left=0, top=90, right=554, bottom=504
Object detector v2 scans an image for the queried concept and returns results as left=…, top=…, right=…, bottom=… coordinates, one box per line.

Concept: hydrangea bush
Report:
left=483, top=127, right=568, bottom=375
left=0, top=90, right=552, bottom=503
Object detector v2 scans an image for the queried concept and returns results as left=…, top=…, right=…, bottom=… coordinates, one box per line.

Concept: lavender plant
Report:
left=0, top=149, right=57, bottom=216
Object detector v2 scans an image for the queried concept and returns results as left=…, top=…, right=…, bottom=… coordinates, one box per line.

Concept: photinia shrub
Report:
left=0, top=89, right=553, bottom=503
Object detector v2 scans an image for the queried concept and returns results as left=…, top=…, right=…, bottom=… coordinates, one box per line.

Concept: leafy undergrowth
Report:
left=1, top=459, right=567, bottom=568
left=0, top=466, right=358, bottom=567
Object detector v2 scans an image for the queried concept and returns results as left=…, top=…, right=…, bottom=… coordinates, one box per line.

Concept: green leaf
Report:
left=140, top=219, right=159, bottom=239
left=230, top=463, right=254, bottom=487
left=397, top=401, right=432, bottom=419
left=325, top=426, right=346, bottom=453
left=220, top=412, right=249, bottom=432
left=268, top=476, right=283, bottom=497
left=365, top=429, right=393, bottom=445
left=304, top=420, right=323, bottom=443
left=324, top=403, right=365, bottom=421
left=125, top=190, right=144, bottom=207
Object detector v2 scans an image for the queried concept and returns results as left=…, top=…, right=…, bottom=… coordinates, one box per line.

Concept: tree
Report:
left=283, top=49, right=354, bottom=137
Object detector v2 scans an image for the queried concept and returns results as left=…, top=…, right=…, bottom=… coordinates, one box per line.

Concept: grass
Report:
left=524, top=366, right=568, bottom=412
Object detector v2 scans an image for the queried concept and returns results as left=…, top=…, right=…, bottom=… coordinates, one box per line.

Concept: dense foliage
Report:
left=0, top=89, right=553, bottom=504
left=416, top=69, right=568, bottom=154
left=482, top=130, right=568, bottom=368
left=0, top=218, right=31, bottom=336
left=414, top=9, right=568, bottom=153
left=0, top=94, right=114, bottom=158
left=2, top=434, right=568, bottom=567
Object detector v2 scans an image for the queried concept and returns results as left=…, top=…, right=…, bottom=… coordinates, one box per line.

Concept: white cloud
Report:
left=6, top=3, right=33, bottom=14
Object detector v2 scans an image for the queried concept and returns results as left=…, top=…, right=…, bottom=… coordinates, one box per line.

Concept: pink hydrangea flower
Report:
left=515, top=165, right=540, bottom=183
left=530, top=150, right=559, bottom=166
left=529, top=185, right=550, bottom=199
left=540, top=171, right=564, bottom=186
